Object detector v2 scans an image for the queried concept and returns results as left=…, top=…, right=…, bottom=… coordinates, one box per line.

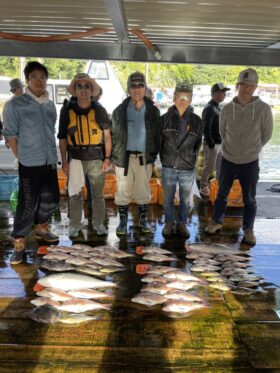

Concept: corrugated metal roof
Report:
left=1, top=0, right=280, bottom=65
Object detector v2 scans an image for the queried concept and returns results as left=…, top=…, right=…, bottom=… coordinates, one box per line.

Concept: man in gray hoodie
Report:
left=205, top=68, right=273, bottom=245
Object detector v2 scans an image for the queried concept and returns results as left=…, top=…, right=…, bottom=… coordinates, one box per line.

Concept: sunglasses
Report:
left=130, top=83, right=145, bottom=89
left=175, top=95, right=190, bottom=101
left=76, top=83, right=91, bottom=90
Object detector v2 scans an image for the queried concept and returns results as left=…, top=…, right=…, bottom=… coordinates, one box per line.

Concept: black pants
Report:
left=12, top=163, right=60, bottom=238
left=213, top=157, right=259, bottom=230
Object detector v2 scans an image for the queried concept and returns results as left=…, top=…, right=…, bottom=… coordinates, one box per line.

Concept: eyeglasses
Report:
left=175, top=95, right=190, bottom=101
left=76, top=83, right=91, bottom=90
left=130, top=83, right=145, bottom=89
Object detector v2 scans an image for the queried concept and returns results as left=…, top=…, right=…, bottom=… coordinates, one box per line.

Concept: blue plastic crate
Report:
left=0, top=175, right=19, bottom=201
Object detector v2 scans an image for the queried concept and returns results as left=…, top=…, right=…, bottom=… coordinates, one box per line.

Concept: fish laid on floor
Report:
left=166, top=280, right=201, bottom=291
left=27, top=305, right=61, bottom=324
left=186, top=243, right=247, bottom=256
left=147, top=266, right=177, bottom=275
left=30, top=297, right=61, bottom=308
left=70, top=251, right=92, bottom=258
left=106, top=250, right=134, bottom=259
left=67, top=289, right=111, bottom=299
left=191, top=265, right=221, bottom=272
left=75, top=266, right=104, bottom=277
left=137, top=246, right=172, bottom=255
left=209, top=283, right=232, bottom=292
left=186, top=252, right=213, bottom=260
left=43, top=252, right=71, bottom=261
left=40, top=260, right=75, bottom=272
left=142, top=282, right=170, bottom=295
left=46, top=246, right=74, bottom=254
left=163, top=270, right=206, bottom=283
left=221, top=261, right=252, bottom=269
left=59, top=313, right=102, bottom=324
left=38, top=273, right=117, bottom=291
left=143, top=253, right=174, bottom=262
left=162, top=300, right=207, bottom=313
left=214, top=253, right=251, bottom=262
left=99, top=266, right=126, bottom=274
left=164, top=291, right=204, bottom=303
left=90, top=257, right=124, bottom=268
left=57, top=299, right=111, bottom=313
left=37, top=287, right=73, bottom=301
left=131, top=292, right=167, bottom=306
left=65, top=257, right=89, bottom=266
left=141, top=274, right=167, bottom=283
left=193, top=258, right=220, bottom=266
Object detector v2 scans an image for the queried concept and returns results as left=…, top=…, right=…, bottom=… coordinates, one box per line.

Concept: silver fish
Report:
left=40, top=260, right=75, bottom=272
left=222, top=261, right=251, bottom=269
left=147, top=266, right=177, bottom=275
left=67, top=289, right=111, bottom=299
left=90, top=257, right=124, bottom=267
left=57, top=299, right=111, bottom=313
left=30, top=297, right=61, bottom=308
left=99, top=266, right=126, bottom=274
left=142, top=282, right=169, bottom=295
left=38, top=273, right=117, bottom=291
left=229, top=274, right=263, bottom=282
left=37, top=287, right=73, bottom=301
left=28, top=305, right=61, bottom=324
left=65, top=256, right=89, bottom=266
left=193, top=258, right=220, bottom=266
left=43, top=252, right=71, bottom=261
left=191, top=265, right=221, bottom=272
left=46, top=246, right=73, bottom=253
left=139, top=247, right=172, bottom=255
left=209, top=283, right=232, bottom=291
left=163, top=270, right=205, bottom=283
left=214, top=253, right=250, bottom=262
left=186, top=252, right=213, bottom=260
left=186, top=243, right=245, bottom=256
left=143, top=253, right=174, bottom=262
left=70, top=251, right=91, bottom=258
left=75, top=266, right=104, bottom=277
left=107, top=250, right=134, bottom=259
left=131, top=292, right=166, bottom=306
left=164, top=291, right=204, bottom=303
left=141, top=274, right=167, bottom=283
left=166, top=280, right=200, bottom=291
left=59, top=313, right=102, bottom=324
left=162, top=300, right=206, bottom=313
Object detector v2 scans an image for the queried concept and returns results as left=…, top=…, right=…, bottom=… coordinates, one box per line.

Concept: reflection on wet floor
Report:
left=0, top=196, right=280, bottom=371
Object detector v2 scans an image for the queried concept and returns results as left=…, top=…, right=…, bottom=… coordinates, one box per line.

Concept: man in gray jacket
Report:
left=205, top=68, right=273, bottom=245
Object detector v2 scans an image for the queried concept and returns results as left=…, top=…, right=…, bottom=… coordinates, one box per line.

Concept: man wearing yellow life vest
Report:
left=58, top=73, right=112, bottom=238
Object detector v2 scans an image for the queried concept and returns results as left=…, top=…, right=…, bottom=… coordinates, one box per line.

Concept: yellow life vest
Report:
left=67, top=108, right=103, bottom=146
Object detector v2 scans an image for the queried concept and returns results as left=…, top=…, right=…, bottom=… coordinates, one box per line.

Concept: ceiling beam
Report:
left=103, top=0, right=129, bottom=43
left=1, top=39, right=280, bottom=67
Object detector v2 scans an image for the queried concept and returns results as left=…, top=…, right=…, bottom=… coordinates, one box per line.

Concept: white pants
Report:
left=114, top=154, right=152, bottom=205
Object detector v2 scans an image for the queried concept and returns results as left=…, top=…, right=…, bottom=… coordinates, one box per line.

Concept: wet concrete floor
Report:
left=0, top=194, right=280, bottom=372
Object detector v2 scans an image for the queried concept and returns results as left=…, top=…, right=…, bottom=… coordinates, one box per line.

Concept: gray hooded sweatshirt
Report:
left=219, top=96, right=273, bottom=164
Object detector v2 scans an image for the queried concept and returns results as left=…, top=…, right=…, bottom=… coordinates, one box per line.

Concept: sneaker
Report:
left=35, top=223, right=59, bottom=242
left=162, top=222, right=174, bottom=237
left=69, top=227, right=81, bottom=238
left=200, top=186, right=210, bottom=197
left=205, top=221, right=222, bottom=234
left=242, top=229, right=256, bottom=245
left=93, top=224, right=108, bottom=236
left=10, top=238, right=25, bottom=265
left=176, top=223, right=190, bottom=238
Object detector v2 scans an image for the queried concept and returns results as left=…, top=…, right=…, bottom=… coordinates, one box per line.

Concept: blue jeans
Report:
left=161, top=167, right=195, bottom=223
left=213, top=157, right=259, bottom=230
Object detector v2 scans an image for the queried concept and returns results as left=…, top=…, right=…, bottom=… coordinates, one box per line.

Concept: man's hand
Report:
left=62, top=161, right=69, bottom=176
left=103, top=158, right=111, bottom=172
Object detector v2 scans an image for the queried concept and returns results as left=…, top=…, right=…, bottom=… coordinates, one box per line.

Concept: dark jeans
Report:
left=213, top=157, right=259, bottom=230
left=12, top=163, right=60, bottom=238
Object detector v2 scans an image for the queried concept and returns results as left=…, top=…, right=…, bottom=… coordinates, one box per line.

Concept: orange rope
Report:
left=0, top=28, right=111, bottom=42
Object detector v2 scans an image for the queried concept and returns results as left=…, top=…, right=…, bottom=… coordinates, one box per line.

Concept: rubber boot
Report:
left=138, top=204, right=152, bottom=233
left=116, top=205, right=129, bottom=235
left=10, top=237, right=25, bottom=265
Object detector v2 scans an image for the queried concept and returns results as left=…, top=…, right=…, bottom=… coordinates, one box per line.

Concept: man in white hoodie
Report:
left=205, top=68, right=273, bottom=245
